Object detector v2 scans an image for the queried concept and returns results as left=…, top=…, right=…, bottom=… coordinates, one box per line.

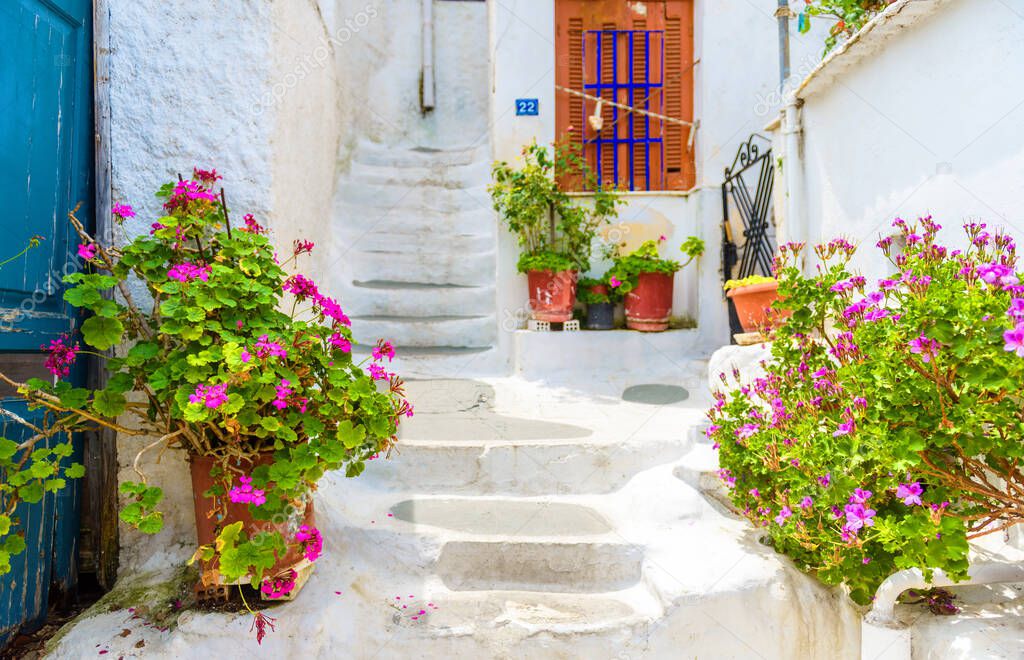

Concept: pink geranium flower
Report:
left=329, top=333, right=352, bottom=352
left=255, top=335, right=288, bottom=359
left=896, top=481, right=923, bottom=506
left=167, top=262, right=211, bottom=283
left=1003, top=324, right=1024, bottom=357
left=189, top=383, right=229, bottom=409
left=77, top=243, right=97, bottom=260
left=229, top=475, right=266, bottom=506
left=111, top=203, right=135, bottom=219
left=294, top=525, right=323, bottom=562
left=373, top=340, right=396, bottom=362
left=43, top=335, right=79, bottom=378
left=368, top=364, right=389, bottom=381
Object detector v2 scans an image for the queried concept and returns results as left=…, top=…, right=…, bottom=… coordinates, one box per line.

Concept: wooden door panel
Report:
left=0, top=0, right=92, bottom=647
left=0, top=0, right=92, bottom=350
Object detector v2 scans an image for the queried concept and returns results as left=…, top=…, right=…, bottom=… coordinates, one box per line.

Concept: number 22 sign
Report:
left=515, top=98, right=539, bottom=116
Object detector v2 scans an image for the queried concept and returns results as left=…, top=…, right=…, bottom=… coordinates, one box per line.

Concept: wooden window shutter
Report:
left=664, top=0, right=695, bottom=190
left=555, top=1, right=694, bottom=191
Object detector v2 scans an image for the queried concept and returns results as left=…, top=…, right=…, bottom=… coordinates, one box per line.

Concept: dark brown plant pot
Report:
left=625, top=272, right=674, bottom=332
left=189, top=452, right=314, bottom=584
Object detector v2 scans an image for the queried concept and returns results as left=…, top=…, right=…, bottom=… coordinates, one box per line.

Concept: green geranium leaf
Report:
left=0, top=438, right=18, bottom=461
left=337, top=420, right=366, bottom=449
left=65, top=463, right=86, bottom=479
left=18, top=482, right=44, bottom=504
left=92, top=390, right=127, bottom=417
left=81, top=316, right=124, bottom=350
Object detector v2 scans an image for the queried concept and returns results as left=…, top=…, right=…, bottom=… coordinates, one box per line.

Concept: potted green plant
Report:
left=724, top=274, right=784, bottom=333
left=608, top=236, right=704, bottom=331
left=490, top=141, right=621, bottom=323
left=577, top=276, right=617, bottom=330
left=0, top=169, right=411, bottom=644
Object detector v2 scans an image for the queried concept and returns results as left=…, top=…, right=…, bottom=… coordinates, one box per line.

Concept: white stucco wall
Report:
left=104, top=0, right=342, bottom=571
left=326, top=0, right=490, bottom=153
left=489, top=1, right=825, bottom=351
left=777, top=0, right=1024, bottom=277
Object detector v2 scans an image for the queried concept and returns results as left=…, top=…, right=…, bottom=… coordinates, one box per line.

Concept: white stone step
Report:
left=354, top=141, right=487, bottom=168
left=348, top=249, right=494, bottom=288
left=349, top=161, right=491, bottom=189
left=357, top=378, right=701, bottom=494
left=410, top=586, right=658, bottom=639
left=337, top=181, right=491, bottom=214
left=323, top=487, right=646, bottom=594
left=351, top=315, right=496, bottom=349
left=337, top=231, right=495, bottom=255
left=340, top=281, right=495, bottom=319
left=367, top=436, right=688, bottom=496
left=387, top=497, right=613, bottom=537
left=334, top=201, right=494, bottom=235
left=351, top=346, right=502, bottom=380
left=438, top=540, right=643, bottom=593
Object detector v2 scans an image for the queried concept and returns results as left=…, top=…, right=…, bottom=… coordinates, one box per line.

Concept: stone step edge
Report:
left=321, top=486, right=635, bottom=544
left=408, top=578, right=665, bottom=636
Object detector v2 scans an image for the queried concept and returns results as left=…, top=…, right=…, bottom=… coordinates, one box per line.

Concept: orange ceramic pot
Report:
left=527, top=269, right=577, bottom=322
left=726, top=281, right=788, bottom=333
left=625, top=272, right=674, bottom=332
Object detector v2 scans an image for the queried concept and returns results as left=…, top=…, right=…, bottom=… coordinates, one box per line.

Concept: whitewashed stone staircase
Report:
left=311, top=377, right=862, bottom=659
left=333, top=142, right=497, bottom=360
left=48, top=375, right=864, bottom=659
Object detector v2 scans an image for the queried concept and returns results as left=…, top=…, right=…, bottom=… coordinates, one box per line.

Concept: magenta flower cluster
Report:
left=228, top=475, right=266, bottom=506
left=167, top=261, right=212, bottom=283
left=77, top=243, right=97, bottom=260
left=260, top=570, right=296, bottom=599
left=294, top=525, right=323, bottom=562
left=111, top=203, right=135, bottom=219
left=43, top=335, right=79, bottom=378
left=189, top=383, right=229, bottom=409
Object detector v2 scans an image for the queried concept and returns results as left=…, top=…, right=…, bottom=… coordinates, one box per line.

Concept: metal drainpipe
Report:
left=781, top=93, right=804, bottom=262
left=861, top=562, right=1024, bottom=660
left=776, top=0, right=791, bottom=86
left=421, top=0, right=436, bottom=112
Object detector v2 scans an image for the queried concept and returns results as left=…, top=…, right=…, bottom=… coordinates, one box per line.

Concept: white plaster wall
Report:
left=326, top=0, right=489, bottom=153
left=787, top=0, right=1024, bottom=278
left=695, top=0, right=827, bottom=184
left=105, top=0, right=342, bottom=570
left=269, top=1, right=344, bottom=280
left=489, top=1, right=823, bottom=352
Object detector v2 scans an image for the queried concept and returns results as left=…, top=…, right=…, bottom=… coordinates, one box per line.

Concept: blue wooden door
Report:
left=0, top=0, right=93, bottom=646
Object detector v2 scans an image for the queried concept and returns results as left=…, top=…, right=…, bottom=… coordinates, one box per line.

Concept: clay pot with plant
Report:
left=577, top=276, right=618, bottom=330
left=724, top=275, right=787, bottom=333
left=608, top=236, right=704, bottom=332
left=490, top=141, right=622, bottom=323
left=0, top=169, right=412, bottom=645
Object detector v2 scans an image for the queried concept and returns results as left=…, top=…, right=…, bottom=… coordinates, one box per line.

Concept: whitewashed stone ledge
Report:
left=707, top=342, right=773, bottom=392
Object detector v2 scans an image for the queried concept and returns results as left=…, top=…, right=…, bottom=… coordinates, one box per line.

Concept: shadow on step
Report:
left=400, top=379, right=592, bottom=443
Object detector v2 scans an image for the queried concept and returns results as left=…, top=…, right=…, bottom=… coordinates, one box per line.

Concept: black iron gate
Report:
left=721, top=134, right=776, bottom=337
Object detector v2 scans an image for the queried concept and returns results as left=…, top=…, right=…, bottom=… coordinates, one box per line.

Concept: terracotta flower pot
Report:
left=726, top=280, right=787, bottom=333
left=527, top=269, right=577, bottom=322
left=625, top=272, right=674, bottom=332
left=189, top=452, right=314, bottom=583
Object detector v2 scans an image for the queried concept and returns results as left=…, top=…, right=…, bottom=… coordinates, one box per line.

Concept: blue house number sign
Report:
left=515, top=98, right=539, bottom=116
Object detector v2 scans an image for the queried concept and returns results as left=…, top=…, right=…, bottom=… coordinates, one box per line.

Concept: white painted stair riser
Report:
left=338, top=283, right=496, bottom=318
left=350, top=315, right=496, bottom=348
